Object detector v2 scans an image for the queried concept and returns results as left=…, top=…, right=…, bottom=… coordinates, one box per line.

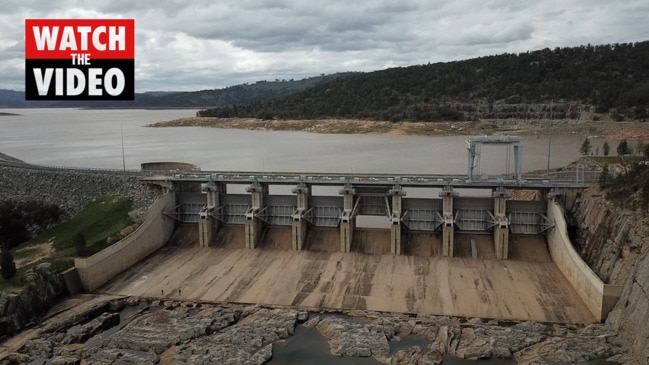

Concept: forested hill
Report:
left=0, top=73, right=354, bottom=108
left=198, top=41, right=649, bottom=122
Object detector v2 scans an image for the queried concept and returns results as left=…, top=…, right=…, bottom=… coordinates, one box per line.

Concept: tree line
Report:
left=581, top=139, right=649, bottom=157
left=1, top=201, right=61, bottom=280
left=198, top=41, right=649, bottom=122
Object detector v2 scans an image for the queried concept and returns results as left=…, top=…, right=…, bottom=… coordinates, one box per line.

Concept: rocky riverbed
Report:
left=1, top=296, right=630, bottom=365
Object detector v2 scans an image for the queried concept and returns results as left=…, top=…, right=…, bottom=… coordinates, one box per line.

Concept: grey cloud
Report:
left=1, top=0, right=647, bottom=91
left=457, top=22, right=535, bottom=46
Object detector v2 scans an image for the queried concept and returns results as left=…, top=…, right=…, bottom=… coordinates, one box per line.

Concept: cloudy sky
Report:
left=1, top=0, right=647, bottom=92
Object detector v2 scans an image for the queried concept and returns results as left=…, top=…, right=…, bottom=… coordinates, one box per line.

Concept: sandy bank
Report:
left=148, top=116, right=649, bottom=140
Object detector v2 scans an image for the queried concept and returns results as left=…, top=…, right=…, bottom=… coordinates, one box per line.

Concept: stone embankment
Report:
left=0, top=163, right=160, bottom=221
left=0, top=160, right=162, bottom=343
left=569, top=188, right=649, bottom=363
left=3, top=297, right=628, bottom=365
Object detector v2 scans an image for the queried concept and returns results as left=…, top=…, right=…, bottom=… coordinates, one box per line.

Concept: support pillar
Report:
left=493, top=186, right=511, bottom=260
left=198, top=209, right=212, bottom=247
left=198, top=182, right=221, bottom=247
left=388, top=185, right=406, bottom=255
left=291, top=183, right=310, bottom=250
left=245, top=181, right=267, bottom=249
left=339, top=185, right=356, bottom=253
left=439, top=186, right=458, bottom=257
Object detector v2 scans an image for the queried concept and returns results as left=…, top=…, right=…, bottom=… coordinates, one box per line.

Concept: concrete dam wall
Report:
left=95, top=179, right=610, bottom=324
left=569, top=190, right=649, bottom=363
left=546, top=200, right=623, bottom=322
left=75, top=193, right=176, bottom=292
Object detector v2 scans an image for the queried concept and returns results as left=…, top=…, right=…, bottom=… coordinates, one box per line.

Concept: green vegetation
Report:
left=74, top=232, right=87, bottom=256
left=25, top=196, right=132, bottom=255
left=0, top=201, right=61, bottom=250
left=599, top=165, right=612, bottom=188
left=580, top=138, right=592, bottom=156
left=1, top=196, right=133, bottom=289
left=199, top=41, right=649, bottom=122
left=617, top=140, right=631, bottom=156
left=1, top=249, right=17, bottom=280
left=601, top=162, right=649, bottom=210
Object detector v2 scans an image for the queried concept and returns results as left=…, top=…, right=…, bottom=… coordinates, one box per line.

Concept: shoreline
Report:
left=148, top=116, right=649, bottom=140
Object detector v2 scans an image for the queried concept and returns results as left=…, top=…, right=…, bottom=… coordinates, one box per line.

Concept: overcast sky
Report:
left=1, top=0, right=648, bottom=92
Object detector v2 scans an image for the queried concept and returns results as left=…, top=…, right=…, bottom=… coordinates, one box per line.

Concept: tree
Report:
left=1, top=248, right=17, bottom=280
left=580, top=138, right=592, bottom=156
left=617, top=139, right=630, bottom=156
left=0, top=201, right=61, bottom=250
left=599, top=164, right=611, bottom=188
left=637, top=140, right=646, bottom=156
left=644, top=143, right=649, bottom=159
left=603, top=141, right=610, bottom=156
left=74, top=232, right=87, bottom=256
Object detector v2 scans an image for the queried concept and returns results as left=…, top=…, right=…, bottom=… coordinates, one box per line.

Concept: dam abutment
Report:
left=74, top=192, right=177, bottom=292
left=546, top=199, right=623, bottom=322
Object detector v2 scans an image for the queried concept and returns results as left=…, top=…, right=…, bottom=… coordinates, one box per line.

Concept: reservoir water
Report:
left=0, top=108, right=593, bottom=174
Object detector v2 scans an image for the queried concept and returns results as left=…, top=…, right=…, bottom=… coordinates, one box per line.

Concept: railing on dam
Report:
left=160, top=167, right=599, bottom=189
left=1, top=158, right=599, bottom=187
left=0, top=160, right=194, bottom=177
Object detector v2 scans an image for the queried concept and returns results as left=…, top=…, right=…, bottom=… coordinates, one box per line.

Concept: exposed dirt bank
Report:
left=148, top=117, right=649, bottom=140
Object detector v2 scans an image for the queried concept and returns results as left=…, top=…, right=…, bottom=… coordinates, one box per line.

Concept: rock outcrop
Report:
left=0, top=264, right=66, bottom=339
left=315, top=315, right=391, bottom=357
left=569, top=188, right=649, bottom=364
left=4, top=298, right=629, bottom=365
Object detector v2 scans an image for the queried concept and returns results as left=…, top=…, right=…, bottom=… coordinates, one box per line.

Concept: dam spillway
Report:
left=92, top=171, right=601, bottom=324
left=92, top=136, right=617, bottom=324
left=162, top=172, right=570, bottom=260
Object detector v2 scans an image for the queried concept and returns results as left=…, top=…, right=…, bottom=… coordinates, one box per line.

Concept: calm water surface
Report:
left=0, top=108, right=596, bottom=173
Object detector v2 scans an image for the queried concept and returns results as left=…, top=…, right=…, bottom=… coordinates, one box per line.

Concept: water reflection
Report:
left=269, top=324, right=380, bottom=365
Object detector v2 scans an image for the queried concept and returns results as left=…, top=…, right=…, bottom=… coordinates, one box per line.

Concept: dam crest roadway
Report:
left=96, top=136, right=619, bottom=325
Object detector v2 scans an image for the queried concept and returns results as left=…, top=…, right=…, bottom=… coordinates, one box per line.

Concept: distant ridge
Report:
left=0, top=73, right=355, bottom=108
left=198, top=41, right=649, bottom=122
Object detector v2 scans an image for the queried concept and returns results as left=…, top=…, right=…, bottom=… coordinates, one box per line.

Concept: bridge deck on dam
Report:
left=100, top=227, right=595, bottom=324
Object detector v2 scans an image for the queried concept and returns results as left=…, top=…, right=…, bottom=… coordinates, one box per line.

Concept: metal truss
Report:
left=207, top=203, right=249, bottom=225
left=455, top=208, right=496, bottom=231
left=358, top=194, right=391, bottom=216
left=164, top=203, right=204, bottom=223
left=401, top=209, right=443, bottom=231
left=258, top=205, right=295, bottom=226
left=303, top=206, right=341, bottom=227
left=509, top=212, right=554, bottom=234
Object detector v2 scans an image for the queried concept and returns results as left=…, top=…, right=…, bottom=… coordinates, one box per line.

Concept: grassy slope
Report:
left=1, top=196, right=132, bottom=290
